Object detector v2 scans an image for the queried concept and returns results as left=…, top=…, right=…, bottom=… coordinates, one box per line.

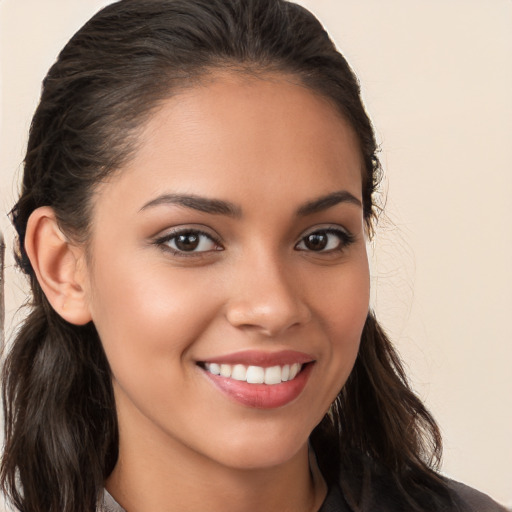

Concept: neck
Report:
left=106, top=424, right=326, bottom=512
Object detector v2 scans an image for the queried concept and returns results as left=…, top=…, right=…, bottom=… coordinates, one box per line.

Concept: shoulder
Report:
left=97, top=489, right=126, bottom=512
left=446, top=479, right=509, bottom=512
left=336, top=456, right=508, bottom=512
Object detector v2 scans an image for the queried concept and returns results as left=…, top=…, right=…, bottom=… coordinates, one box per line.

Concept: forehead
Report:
left=94, top=72, right=363, bottom=215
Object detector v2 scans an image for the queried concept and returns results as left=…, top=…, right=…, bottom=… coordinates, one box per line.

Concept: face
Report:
left=82, top=73, right=370, bottom=471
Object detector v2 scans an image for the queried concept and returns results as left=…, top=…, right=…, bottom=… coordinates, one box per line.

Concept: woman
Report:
left=0, top=1, right=507, bottom=511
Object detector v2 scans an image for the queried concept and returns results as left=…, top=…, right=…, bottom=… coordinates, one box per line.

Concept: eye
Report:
left=156, top=229, right=222, bottom=255
left=295, top=227, right=354, bottom=253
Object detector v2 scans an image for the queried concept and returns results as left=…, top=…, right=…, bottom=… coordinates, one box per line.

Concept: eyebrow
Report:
left=140, top=189, right=361, bottom=217
left=296, top=190, right=362, bottom=216
left=140, top=193, right=242, bottom=217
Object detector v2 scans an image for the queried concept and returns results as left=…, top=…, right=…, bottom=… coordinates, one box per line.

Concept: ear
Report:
left=25, top=207, right=92, bottom=325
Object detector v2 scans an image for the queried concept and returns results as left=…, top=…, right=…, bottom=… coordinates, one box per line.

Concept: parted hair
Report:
left=2, top=1, right=456, bottom=511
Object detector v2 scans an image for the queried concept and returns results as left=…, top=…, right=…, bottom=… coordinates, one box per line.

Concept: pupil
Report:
left=176, top=233, right=199, bottom=251
left=306, top=233, right=327, bottom=251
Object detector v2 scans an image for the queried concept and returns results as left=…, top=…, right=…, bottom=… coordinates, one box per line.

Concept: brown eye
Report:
left=295, top=228, right=354, bottom=253
left=158, top=229, right=221, bottom=254
left=304, top=232, right=328, bottom=251
left=175, top=233, right=201, bottom=251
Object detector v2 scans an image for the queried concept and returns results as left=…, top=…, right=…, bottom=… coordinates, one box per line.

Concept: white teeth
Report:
left=231, top=364, right=247, bottom=381
left=208, top=363, right=221, bottom=375
left=289, top=363, right=301, bottom=380
left=246, top=366, right=265, bottom=384
left=220, top=364, right=232, bottom=378
left=264, top=365, right=282, bottom=385
left=204, top=362, right=303, bottom=385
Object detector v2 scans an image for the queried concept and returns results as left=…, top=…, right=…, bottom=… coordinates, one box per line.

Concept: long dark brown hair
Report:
left=2, top=1, right=456, bottom=511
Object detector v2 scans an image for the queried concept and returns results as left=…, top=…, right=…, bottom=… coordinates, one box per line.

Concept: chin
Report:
left=205, top=426, right=311, bottom=471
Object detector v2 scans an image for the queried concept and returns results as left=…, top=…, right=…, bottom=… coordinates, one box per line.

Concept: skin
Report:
left=77, top=73, right=370, bottom=511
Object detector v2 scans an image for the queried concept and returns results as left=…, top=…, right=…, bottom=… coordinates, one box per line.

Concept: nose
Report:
left=224, top=252, right=311, bottom=337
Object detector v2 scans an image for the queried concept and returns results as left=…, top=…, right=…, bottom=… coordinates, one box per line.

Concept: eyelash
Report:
left=154, top=226, right=355, bottom=257
left=154, top=228, right=223, bottom=257
left=294, top=227, right=355, bottom=253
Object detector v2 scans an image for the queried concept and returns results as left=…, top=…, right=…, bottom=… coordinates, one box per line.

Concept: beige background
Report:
left=1, top=0, right=511, bottom=506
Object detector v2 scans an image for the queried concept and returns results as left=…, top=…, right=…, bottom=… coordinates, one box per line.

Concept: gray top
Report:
left=97, top=487, right=347, bottom=512
left=99, top=490, right=126, bottom=512
left=98, top=480, right=508, bottom=512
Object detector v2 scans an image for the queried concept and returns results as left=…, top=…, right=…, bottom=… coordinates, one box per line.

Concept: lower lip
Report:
left=201, top=363, right=313, bottom=409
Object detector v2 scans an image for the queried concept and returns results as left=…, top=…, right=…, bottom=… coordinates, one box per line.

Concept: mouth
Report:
left=201, top=362, right=305, bottom=385
left=197, top=351, right=315, bottom=409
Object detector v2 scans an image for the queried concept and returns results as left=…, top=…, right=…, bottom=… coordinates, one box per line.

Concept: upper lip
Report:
left=198, top=350, right=315, bottom=367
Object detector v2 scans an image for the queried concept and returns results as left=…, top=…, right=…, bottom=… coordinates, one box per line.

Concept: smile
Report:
left=198, top=351, right=315, bottom=409
left=204, top=362, right=303, bottom=385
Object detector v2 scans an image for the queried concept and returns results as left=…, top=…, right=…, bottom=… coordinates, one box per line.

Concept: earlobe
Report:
left=25, top=207, right=92, bottom=325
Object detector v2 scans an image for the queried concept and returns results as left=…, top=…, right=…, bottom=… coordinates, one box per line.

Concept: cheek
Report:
left=313, top=252, right=370, bottom=337
left=312, top=254, right=370, bottom=394
left=86, top=254, right=222, bottom=373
